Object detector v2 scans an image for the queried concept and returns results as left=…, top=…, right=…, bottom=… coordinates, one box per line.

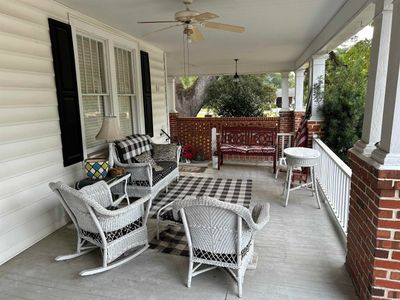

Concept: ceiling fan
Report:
left=138, top=0, right=245, bottom=42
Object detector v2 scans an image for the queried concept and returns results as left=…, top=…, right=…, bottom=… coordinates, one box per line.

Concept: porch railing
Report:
left=313, top=136, right=352, bottom=236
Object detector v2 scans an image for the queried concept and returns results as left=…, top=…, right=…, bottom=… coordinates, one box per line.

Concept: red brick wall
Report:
left=279, top=110, right=294, bottom=133
left=346, top=150, right=400, bottom=299
left=170, top=113, right=280, bottom=160
left=307, top=120, right=323, bottom=148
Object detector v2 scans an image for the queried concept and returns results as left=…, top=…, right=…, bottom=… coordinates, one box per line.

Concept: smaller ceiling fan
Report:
left=138, top=0, right=245, bottom=42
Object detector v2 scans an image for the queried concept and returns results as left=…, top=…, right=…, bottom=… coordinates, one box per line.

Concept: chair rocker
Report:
left=49, top=181, right=151, bottom=276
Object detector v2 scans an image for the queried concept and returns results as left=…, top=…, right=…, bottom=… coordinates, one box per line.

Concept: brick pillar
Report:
left=294, top=111, right=305, bottom=132
left=306, top=120, right=323, bottom=148
left=169, top=112, right=179, bottom=143
left=346, top=150, right=400, bottom=299
left=279, top=110, right=294, bottom=134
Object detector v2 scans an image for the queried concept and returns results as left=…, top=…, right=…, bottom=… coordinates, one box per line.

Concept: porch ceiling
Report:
left=57, top=0, right=369, bottom=76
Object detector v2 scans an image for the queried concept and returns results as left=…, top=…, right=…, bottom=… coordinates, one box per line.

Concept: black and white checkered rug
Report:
left=149, top=176, right=252, bottom=257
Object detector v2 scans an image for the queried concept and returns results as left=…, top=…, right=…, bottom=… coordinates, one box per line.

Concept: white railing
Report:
left=313, top=136, right=352, bottom=236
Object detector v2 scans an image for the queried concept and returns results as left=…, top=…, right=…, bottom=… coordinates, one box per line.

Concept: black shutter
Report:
left=48, top=18, right=84, bottom=166
left=140, top=51, right=154, bottom=137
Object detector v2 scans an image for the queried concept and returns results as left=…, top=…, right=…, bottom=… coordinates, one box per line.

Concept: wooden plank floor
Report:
left=0, top=163, right=357, bottom=299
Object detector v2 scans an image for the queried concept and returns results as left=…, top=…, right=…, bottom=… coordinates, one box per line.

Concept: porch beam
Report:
left=295, top=0, right=371, bottom=70
left=372, top=0, right=400, bottom=166
left=295, top=68, right=305, bottom=112
left=354, top=0, right=393, bottom=156
left=281, top=72, right=290, bottom=110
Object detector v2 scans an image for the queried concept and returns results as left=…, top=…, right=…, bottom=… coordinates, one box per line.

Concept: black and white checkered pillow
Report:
left=115, top=134, right=153, bottom=163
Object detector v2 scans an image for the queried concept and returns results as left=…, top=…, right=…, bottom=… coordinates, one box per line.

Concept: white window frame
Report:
left=70, top=16, right=145, bottom=158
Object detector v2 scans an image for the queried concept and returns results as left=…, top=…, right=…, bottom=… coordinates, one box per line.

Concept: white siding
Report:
left=0, top=0, right=167, bottom=265
left=140, top=44, right=169, bottom=144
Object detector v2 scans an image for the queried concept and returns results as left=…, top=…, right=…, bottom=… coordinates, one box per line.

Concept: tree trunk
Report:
left=175, top=76, right=213, bottom=117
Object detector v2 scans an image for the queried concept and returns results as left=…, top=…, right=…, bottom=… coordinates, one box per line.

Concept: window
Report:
left=114, top=47, right=136, bottom=136
left=76, top=34, right=108, bottom=149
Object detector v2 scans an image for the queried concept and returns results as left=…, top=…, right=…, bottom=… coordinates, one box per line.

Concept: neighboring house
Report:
left=0, top=0, right=169, bottom=264
left=275, top=88, right=295, bottom=108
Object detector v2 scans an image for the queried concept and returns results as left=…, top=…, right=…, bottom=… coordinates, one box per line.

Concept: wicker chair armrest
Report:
left=113, top=161, right=153, bottom=183
left=80, top=181, right=114, bottom=208
left=94, top=194, right=152, bottom=217
left=250, top=202, right=270, bottom=231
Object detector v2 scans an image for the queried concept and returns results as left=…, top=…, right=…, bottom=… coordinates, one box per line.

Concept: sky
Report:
left=339, top=25, right=374, bottom=49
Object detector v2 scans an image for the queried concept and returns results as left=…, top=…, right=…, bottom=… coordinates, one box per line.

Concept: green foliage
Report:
left=203, top=75, right=277, bottom=117
left=320, top=39, right=371, bottom=162
left=264, top=72, right=295, bottom=88
left=179, top=76, right=198, bottom=89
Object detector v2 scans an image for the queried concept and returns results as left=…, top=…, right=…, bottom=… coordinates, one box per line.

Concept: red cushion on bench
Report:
left=220, top=144, right=248, bottom=153
left=246, top=145, right=276, bottom=154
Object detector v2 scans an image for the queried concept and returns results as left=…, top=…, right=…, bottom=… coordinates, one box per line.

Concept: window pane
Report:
left=114, top=47, right=134, bottom=94
left=118, top=95, right=134, bottom=136
left=82, top=95, right=105, bottom=148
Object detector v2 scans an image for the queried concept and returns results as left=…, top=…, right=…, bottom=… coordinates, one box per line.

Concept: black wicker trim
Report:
left=81, top=217, right=143, bottom=243
left=193, top=240, right=252, bottom=264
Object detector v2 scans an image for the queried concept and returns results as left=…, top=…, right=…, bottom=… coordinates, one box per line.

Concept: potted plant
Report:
left=182, top=145, right=195, bottom=163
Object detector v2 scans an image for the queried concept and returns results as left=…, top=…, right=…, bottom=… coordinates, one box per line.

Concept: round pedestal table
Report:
left=283, top=147, right=321, bottom=208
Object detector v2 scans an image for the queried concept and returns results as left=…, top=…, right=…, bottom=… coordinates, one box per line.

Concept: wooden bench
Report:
left=217, top=126, right=277, bottom=172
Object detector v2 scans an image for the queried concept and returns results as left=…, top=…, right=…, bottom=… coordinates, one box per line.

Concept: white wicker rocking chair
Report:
left=173, top=196, right=270, bottom=297
left=49, top=181, right=151, bottom=276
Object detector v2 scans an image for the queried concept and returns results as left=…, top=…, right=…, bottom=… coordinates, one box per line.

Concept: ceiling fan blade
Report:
left=138, top=20, right=179, bottom=24
left=192, top=12, right=219, bottom=22
left=204, top=22, right=245, bottom=33
left=191, top=27, right=204, bottom=42
left=142, top=24, right=181, bottom=37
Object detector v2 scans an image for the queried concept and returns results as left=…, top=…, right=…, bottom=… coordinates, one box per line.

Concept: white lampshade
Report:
left=95, top=116, right=124, bottom=142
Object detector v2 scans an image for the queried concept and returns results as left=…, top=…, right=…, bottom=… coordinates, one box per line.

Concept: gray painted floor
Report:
left=0, top=163, right=357, bottom=300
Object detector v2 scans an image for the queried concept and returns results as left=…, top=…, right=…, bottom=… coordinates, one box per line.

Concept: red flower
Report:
left=183, top=145, right=195, bottom=160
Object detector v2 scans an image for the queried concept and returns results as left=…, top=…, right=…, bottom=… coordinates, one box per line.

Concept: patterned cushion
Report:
left=152, top=143, right=177, bottom=161
left=115, top=134, right=153, bottom=163
left=247, top=145, right=276, bottom=154
left=132, top=161, right=177, bottom=187
left=134, top=151, right=163, bottom=171
left=193, top=240, right=252, bottom=264
left=220, top=144, right=248, bottom=153
left=81, top=217, right=143, bottom=243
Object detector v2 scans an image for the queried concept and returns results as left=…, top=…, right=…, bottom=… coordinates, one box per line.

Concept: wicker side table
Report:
left=283, top=147, right=321, bottom=208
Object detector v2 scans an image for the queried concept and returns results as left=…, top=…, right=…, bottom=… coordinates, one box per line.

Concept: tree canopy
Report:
left=202, top=75, right=277, bottom=117
left=320, top=39, right=371, bottom=162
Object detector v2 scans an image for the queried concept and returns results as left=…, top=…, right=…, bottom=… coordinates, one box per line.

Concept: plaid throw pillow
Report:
left=115, top=134, right=153, bottom=163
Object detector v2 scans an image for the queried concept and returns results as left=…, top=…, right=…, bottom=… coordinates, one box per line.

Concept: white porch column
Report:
left=281, top=72, right=290, bottom=110
left=354, top=0, right=393, bottom=156
left=295, top=68, right=305, bottom=111
left=310, top=55, right=327, bottom=120
left=167, top=76, right=177, bottom=113
left=372, top=0, right=400, bottom=166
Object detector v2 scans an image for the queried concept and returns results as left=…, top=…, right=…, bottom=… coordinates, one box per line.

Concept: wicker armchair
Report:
left=49, top=181, right=151, bottom=276
left=173, top=196, right=270, bottom=297
left=109, top=143, right=181, bottom=200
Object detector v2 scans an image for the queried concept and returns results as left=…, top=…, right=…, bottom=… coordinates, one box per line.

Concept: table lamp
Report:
left=95, top=116, right=124, bottom=167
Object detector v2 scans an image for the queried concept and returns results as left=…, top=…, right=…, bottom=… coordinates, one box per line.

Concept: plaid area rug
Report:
left=149, top=176, right=252, bottom=256
left=149, top=176, right=252, bottom=219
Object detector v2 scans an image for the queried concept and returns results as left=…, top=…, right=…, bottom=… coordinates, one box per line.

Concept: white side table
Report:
left=283, top=147, right=321, bottom=208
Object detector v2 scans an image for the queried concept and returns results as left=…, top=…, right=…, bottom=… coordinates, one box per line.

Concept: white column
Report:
left=281, top=72, right=290, bottom=110
left=372, top=0, right=400, bottom=166
left=310, top=55, right=327, bottom=120
left=354, top=0, right=393, bottom=156
left=295, top=68, right=305, bottom=111
left=166, top=76, right=177, bottom=113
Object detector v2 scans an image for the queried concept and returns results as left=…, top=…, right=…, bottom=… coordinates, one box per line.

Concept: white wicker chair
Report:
left=49, top=181, right=151, bottom=276
left=173, top=196, right=270, bottom=297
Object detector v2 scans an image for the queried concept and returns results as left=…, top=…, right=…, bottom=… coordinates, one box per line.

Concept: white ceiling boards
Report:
left=57, top=0, right=371, bottom=75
